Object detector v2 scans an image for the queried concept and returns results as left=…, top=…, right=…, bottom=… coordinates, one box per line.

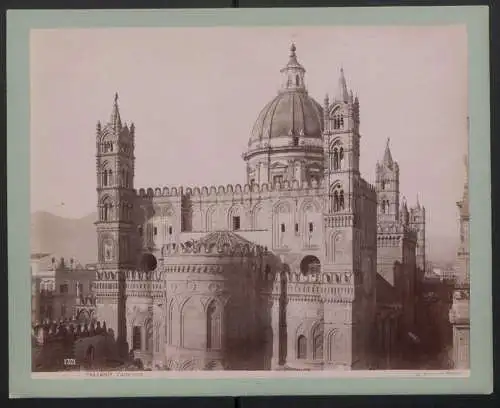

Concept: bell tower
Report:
left=322, top=69, right=376, bottom=369
left=323, top=68, right=360, bottom=215
left=376, top=138, right=400, bottom=224
left=95, top=93, right=136, bottom=356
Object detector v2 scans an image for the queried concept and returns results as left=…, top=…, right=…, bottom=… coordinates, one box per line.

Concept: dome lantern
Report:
left=280, top=43, right=307, bottom=92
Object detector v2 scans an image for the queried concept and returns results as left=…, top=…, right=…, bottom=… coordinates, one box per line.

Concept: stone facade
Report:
left=93, top=44, right=424, bottom=370
left=373, top=140, right=424, bottom=368
left=31, top=253, right=97, bottom=323
left=449, top=154, right=470, bottom=369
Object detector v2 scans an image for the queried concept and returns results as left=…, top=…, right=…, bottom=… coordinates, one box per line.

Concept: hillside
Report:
left=30, top=211, right=98, bottom=265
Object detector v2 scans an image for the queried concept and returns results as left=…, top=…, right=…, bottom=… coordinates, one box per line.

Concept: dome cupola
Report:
left=243, top=44, right=325, bottom=186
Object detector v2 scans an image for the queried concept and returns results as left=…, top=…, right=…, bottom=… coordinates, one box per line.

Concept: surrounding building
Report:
left=372, top=140, right=424, bottom=368
left=449, top=154, right=470, bottom=369
left=31, top=253, right=97, bottom=323
left=93, top=44, right=425, bottom=371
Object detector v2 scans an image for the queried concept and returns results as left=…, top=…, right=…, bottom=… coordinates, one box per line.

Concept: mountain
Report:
left=30, top=211, right=97, bottom=265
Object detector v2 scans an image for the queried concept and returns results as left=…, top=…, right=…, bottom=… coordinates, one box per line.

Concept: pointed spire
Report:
left=416, top=194, right=421, bottom=209
left=324, top=93, right=329, bottom=109
left=383, top=137, right=394, bottom=168
left=110, top=92, right=122, bottom=132
left=335, top=67, right=349, bottom=103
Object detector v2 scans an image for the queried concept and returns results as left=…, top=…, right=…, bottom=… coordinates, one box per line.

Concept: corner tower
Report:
left=94, top=93, right=137, bottom=356
left=409, top=196, right=426, bottom=272
left=376, top=139, right=400, bottom=223
left=322, top=69, right=378, bottom=369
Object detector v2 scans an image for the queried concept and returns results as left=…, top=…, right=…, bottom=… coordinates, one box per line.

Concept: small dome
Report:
left=249, top=91, right=323, bottom=145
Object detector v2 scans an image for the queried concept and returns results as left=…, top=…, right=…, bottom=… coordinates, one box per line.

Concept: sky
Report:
left=30, top=26, right=468, bottom=261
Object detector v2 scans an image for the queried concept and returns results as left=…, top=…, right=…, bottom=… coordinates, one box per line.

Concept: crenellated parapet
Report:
left=32, top=318, right=110, bottom=345
left=47, top=256, right=86, bottom=271
left=95, top=269, right=163, bottom=282
left=161, top=241, right=266, bottom=258
left=134, top=179, right=324, bottom=200
left=377, top=222, right=417, bottom=243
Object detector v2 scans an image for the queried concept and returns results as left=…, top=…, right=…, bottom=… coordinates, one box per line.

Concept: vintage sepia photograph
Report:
left=29, top=25, right=470, bottom=376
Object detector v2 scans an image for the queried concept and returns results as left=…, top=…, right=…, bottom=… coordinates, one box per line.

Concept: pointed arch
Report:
left=228, top=205, right=244, bottom=231
left=206, top=299, right=222, bottom=351
left=180, top=297, right=204, bottom=349
left=251, top=202, right=266, bottom=230
left=99, top=195, right=113, bottom=221
left=206, top=206, right=216, bottom=232
left=330, top=183, right=344, bottom=213
left=273, top=200, right=292, bottom=248
left=167, top=298, right=177, bottom=345
left=312, top=323, right=324, bottom=360
left=297, top=335, right=307, bottom=359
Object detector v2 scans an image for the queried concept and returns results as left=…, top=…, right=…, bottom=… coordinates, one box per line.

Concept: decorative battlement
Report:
left=134, top=179, right=324, bottom=200
left=275, top=271, right=355, bottom=285
left=162, top=230, right=268, bottom=258
left=32, top=318, right=110, bottom=345
left=161, top=241, right=266, bottom=257
left=46, top=256, right=86, bottom=271
left=95, top=270, right=162, bottom=282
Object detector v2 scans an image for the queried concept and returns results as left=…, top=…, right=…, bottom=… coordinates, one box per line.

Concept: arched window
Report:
left=339, top=147, right=344, bottom=168
left=333, top=191, right=339, bottom=212
left=295, top=75, right=300, bottom=86
left=132, top=326, right=141, bottom=350
left=333, top=148, right=339, bottom=170
left=207, top=301, right=221, bottom=350
left=339, top=191, right=345, bottom=210
left=101, top=198, right=112, bottom=221
left=333, top=114, right=343, bottom=130
left=312, top=325, right=324, bottom=360
left=381, top=200, right=386, bottom=214
left=103, top=170, right=108, bottom=186
left=385, top=200, right=390, bottom=213
left=297, top=335, right=307, bottom=359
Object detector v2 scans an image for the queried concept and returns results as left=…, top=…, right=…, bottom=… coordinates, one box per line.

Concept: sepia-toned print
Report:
left=30, top=26, right=469, bottom=376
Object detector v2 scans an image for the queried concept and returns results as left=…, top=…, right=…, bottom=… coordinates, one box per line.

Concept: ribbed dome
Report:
left=249, top=91, right=324, bottom=145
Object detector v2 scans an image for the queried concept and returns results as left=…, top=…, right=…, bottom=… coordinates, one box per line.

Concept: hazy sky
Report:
left=30, top=26, right=468, bottom=259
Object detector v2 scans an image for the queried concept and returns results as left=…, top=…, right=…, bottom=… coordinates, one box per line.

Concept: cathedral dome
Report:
left=248, top=44, right=323, bottom=147
left=249, top=91, right=324, bottom=145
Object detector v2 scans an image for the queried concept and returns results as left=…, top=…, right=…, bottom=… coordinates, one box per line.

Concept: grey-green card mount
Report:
left=8, top=7, right=492, bottom=398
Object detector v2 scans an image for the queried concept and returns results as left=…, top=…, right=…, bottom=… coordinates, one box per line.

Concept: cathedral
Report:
left=93, top=44, right=426, bottom=371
